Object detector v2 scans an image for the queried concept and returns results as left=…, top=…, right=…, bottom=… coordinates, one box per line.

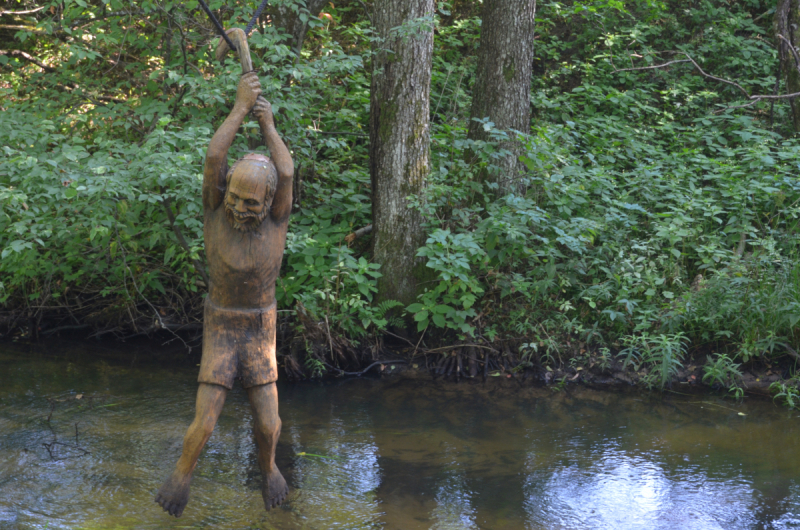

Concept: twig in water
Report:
left=42, top=441, right=91, bottom=461
left=687, top=401, right=747, bottom=415
left=324, top=359, right=407, bottom=376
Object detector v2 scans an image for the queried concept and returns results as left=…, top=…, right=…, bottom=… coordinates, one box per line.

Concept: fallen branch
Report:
left=69, top=10, right=146, bottom=28
left=0, top=48, right=54, bottom=72
left=344, top=224, right=372, bottom=244
left=0, top=24, right=46, bottom=33
left=424, top=343, right=500, bottom=355
left=325, top=359, right=407, bottom=376
left=310, top=130, right=369, bottom=137
left=0, top=49, right=125, bottom=104
left=0, top=6, right=46, bottom=15
left=122, top=322, right=203, bottom=341
left=42, top=324, right=89, bottom=336
left=613, top=48, right=800, bottom=104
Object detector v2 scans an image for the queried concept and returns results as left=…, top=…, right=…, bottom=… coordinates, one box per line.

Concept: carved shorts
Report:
left=198, top=298, right=278, bottom=389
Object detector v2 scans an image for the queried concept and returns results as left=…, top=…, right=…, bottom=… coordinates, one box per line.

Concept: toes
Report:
left=268, top=488, right=288, bottom=509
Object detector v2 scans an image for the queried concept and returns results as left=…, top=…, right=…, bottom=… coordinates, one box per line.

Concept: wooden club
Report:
left=214, top=27, right=253, bottom=73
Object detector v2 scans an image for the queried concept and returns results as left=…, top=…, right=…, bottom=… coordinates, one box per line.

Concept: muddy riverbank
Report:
left=0, top=333, right=790, bottom=401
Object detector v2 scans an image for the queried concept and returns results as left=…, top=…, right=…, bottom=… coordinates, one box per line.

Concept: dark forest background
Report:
left=1, top=0, right=799, bottom=398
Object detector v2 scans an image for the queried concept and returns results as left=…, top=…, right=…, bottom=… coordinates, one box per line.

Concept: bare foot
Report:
left=155, top=470, right=192, bottom=518
left=262, top=467, right=289, bottom=511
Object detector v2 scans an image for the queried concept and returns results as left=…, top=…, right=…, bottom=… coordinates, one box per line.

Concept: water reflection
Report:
left=524, top=453, right=751, bottom=529
left=2, top=344, right=800, bottom=529
left=430, top=443, right=478, bottom=530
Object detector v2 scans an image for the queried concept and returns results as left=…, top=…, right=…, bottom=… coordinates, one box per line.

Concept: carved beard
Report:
left=225, top=203, right=269, bottom=232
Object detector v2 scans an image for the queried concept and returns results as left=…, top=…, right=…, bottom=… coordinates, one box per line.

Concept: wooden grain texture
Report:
left=156, top=59, right=293, bottom=517
left=214, top=27, right=253, bottom=72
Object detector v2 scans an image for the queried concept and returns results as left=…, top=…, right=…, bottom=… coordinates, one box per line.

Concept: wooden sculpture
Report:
left=155, top=28, right=293, bottom=518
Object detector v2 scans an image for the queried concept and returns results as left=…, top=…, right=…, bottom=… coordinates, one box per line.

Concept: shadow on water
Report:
left=2, top=340, right=800, bottom=529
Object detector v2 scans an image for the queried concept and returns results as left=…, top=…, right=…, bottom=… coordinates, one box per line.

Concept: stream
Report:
left=1, top=341, right=800, bottom=529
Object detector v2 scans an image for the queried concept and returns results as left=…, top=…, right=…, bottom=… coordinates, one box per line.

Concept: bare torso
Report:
left=204, top=205, right=288, bottom=309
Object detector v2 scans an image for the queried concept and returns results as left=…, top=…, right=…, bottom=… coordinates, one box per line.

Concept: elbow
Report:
left=205, top=149, right=224, bottom=168
left=276, top=159, right=294, bottom=180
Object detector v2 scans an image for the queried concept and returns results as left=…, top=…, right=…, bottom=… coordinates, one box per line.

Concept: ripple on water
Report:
left=3, top=345, right=800, bottom=529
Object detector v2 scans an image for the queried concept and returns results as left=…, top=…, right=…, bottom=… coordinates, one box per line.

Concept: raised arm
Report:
left=202, top=72, right=262, bottom=211
left=253, top=96, right=294, bottom=222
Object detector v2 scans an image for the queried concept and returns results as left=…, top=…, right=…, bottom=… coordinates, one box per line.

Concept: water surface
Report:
left=1, top=342, right=800, bottom=529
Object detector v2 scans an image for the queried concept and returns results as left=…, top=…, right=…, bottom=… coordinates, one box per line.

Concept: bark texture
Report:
left=467, top=0, right=536, bottom=194
left=369, top=0, right=434, bottom=305
left=775, top=0, right=800, bottom=132
left=270, top=0, right=328, bottom=56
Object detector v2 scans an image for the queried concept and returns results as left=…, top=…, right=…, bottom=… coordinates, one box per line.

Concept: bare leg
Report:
left=247, top=382, right=288, bottom=510
left=155, top=383, right=228, bottom=517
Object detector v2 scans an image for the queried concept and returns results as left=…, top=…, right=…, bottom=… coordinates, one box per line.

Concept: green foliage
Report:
left=303, top=342, right=327, bottom=379
left=771, top=379, right=800, bottom=410
left=702, top=353, right=744, bottom=398
left=0, top=109, right=210, bottom=311
left=405, top=0, right=800, bottom=374
left=0, top=1, right=376, bottom=335
left=680, top=259, right=800, bottom=363
left=617, top=332, right=688, bottom=390
left=281, top=166, right=377, bottom=338
left=2, top=0, right=799, bottom=389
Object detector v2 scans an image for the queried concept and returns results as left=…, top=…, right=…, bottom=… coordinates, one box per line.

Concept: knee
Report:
left=201, top=417, right=217, bottom=437
left=255, top=415, right=281, bottom=438
left=191, top=413, right=217, bottom=438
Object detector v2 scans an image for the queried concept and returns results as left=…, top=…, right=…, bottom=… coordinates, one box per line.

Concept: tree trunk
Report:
left=369, top=0, right=434, bottom=305
left=775, top=0, right=800, bottom=132
left=270, top=0, right=328, bottom=56
left=467, top=0, right=536, bottom=195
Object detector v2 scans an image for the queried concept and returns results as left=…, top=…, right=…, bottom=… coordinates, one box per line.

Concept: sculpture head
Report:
left=224, top=153, right=278, bottom=232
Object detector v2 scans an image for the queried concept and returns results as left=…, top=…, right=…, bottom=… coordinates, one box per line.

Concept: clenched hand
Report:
left=252, top=96, right=274, bottom=128
left=234, top=72, right=262, bottom=112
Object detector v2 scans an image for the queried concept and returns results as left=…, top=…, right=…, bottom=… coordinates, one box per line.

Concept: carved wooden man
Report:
left=155, top=71, right=293, bottom=517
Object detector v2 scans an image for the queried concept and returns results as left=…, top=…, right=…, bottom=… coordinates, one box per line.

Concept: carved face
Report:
left=224, top=163, right=270, bottom=232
